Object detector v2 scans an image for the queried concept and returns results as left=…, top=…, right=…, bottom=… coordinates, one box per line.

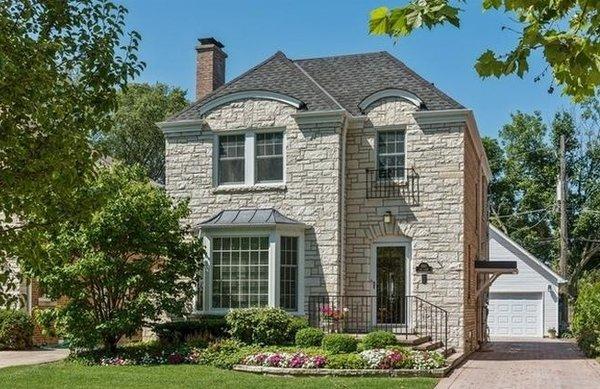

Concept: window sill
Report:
left=212, top=183, right=287, bottom=194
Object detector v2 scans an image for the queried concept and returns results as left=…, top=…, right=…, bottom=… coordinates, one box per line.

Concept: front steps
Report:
left=350, top=333, right=457, bottom=359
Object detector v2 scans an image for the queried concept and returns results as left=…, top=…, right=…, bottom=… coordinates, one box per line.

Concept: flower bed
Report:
left=243, top=352, right=326, bottom=369
left=240, top=348, right=445, bottom=371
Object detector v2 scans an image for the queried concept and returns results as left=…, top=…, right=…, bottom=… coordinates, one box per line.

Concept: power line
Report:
left=492, top=207, right=552, bottom=219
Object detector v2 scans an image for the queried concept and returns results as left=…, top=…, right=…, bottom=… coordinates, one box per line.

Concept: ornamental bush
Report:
left=325, top=353, right=367, bottom=369
left=361, top=330, right=397, bottom=350
left=226, top=308, right=297, bottom=345
left=573, top=273, right=600, bottom=357
left=0, top=309, right=34, bottom=350
left=295, top=327, right=325, bottom=347
left=321, top=334, right=358, bottom=354
left=153, top=316, right=228, bottom=345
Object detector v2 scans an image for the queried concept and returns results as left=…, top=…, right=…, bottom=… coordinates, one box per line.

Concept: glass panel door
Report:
left=376, top=246, right=406, bottom=324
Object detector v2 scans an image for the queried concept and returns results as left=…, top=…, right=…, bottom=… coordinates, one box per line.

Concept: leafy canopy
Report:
left=94, top=83, right=188, bottom=183
left=369, top=0, right=600, bottom=101
left=484, top=99, right=600, bottom=293
left=0, top=0, right=143, bottom=305
left=32, top=164, right=203, bottom=351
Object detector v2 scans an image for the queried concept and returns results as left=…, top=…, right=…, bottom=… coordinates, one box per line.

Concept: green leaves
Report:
left=369, top=1, right=460, bottom=38
left=30, top=164, right=204, bottom=350
left=369, top=0, right=599, bottom=101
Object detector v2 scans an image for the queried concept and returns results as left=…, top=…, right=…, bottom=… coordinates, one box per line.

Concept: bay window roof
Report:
left=198, top=208, right=305, bottom=229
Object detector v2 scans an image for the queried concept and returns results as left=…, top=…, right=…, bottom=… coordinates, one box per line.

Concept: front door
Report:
left=376, top=246, right=407, bottom=324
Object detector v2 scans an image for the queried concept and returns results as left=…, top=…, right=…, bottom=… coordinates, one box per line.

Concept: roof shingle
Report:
left=167, top=50, right=463, bottom=122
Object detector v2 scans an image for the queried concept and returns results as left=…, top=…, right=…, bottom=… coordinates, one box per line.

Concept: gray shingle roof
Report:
left=198, top=208, right=304, bottom=228
left=167, top=50, right=463, bottom=122
left=295, top=52, right=463, bottom=114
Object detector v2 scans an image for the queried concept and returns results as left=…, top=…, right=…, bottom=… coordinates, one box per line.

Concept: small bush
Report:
left=0, top=309, right=34, bottom=350
left=198, top=339, right=260, bottom=369
left=295, top=327, right=325, bottom=347
left=326, top=353, right=366, bottom=369
left=287, top=316, right=309, bottom=340
left=362, top=331, right=397, bottom=350
left=153, top=316, right=228, bottom=345
left=321, top=334, right=358, bottom=354
left=226, top=308, right=297, bottom=345
left=573, top=274, right=600, bottom=357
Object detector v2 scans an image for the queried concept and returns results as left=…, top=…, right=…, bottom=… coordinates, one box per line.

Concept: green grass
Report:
left=0, top=362, right=438, bottom=389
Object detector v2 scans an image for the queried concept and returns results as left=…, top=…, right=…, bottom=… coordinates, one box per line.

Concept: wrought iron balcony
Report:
left=366, top=168, right=420, bottom=204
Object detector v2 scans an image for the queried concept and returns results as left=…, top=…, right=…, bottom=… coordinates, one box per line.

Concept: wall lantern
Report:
left=416, top=262, right=433, bottom=284
left=383, top=210, right=393, bottom=224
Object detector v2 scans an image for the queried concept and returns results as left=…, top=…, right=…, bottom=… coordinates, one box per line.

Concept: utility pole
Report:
left=559, top=135, right=568, bottom=278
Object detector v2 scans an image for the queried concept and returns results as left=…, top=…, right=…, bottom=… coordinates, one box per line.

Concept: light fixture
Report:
left=383, top=210, right=393, bottom=224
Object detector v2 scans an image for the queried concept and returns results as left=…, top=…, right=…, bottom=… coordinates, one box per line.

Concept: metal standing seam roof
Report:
left=166, top=51, right=463, bottom=122
left=198, top=208, right=305, bottom=228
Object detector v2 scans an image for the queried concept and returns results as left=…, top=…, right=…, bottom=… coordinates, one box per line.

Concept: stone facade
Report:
left=165, top=99, right=343, bottom=300
left=344, top=98, right=469, bottom=350
left=164, top=97, right=488, bottom=353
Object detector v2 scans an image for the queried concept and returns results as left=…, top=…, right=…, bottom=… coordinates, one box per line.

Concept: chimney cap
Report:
left=198, top=37, right=224, bottom=48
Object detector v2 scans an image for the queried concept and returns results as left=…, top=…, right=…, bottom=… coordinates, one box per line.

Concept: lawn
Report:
left=0, top=362, right=438, bottom=389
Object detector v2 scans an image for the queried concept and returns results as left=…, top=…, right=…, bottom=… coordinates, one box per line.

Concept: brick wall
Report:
left=462, top=127, right=488, bottom=352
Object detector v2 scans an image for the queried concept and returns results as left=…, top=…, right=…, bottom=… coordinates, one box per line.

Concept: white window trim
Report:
left=213, top=127, right=286, bottom=189
left=374, top=126, right=408, bottom=182
left=195, top=225, right=305, bottom=316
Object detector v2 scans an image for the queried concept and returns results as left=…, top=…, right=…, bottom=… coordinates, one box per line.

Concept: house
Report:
left=159, top=37, right=508, bottom=355
left=488, top=225, right=566, bottom=338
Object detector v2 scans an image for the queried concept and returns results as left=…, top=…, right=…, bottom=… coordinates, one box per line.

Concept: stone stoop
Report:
left=349, top=333, right=456, bottom=359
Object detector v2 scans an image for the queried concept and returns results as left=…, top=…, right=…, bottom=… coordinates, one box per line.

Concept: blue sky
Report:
left=123, top=0, right=575, bottom=138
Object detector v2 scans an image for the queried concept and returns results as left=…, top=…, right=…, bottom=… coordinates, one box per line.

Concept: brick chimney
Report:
left=196, top=37, right=227, bottom=100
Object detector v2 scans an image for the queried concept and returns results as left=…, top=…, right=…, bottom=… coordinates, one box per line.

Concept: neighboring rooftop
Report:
left=198, top=208, right=304, bottom=228
left=167, top=51, right=463, bottom=122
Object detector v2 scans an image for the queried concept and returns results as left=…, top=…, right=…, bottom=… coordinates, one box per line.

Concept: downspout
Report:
left=340, top=117, right=347, bottom=296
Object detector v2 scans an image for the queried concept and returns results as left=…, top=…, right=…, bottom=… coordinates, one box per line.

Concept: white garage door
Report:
left=488, top=292, right=542, bottom=337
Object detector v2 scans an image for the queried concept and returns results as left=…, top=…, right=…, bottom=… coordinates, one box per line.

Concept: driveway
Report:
left=0, top=348, right=69, bottom=369
left=437, top=338, right=600, bottom=389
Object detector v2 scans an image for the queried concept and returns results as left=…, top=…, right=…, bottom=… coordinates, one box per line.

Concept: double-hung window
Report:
left=256, top=132, right=284, bottom=183
left=216, top=131, right=284, bottom=185
left=218, top=135, right=245, bottom=184
left=377, top=130, right=405, bottom=180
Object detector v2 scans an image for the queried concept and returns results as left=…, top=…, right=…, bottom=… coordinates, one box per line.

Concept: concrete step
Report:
left=396, top=334, right=431, bottom=346
left=439, top=347, right=456, bottom=358
left=413, top=340, right=443, bottom=351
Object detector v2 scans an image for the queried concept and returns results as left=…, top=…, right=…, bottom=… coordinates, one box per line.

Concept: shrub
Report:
left=295, top=327, right=325, bottom=347
left=0, top=309, right=34, bottom=350
left=326, top=353, right=366, bottom=369
left=287, top=316, right=309, bottom=341
left=321, top=334, right=358, bottom=354
left=226, top=308, right=296, bottom=345
left=362, top=331, right=397, bottom=350
left=573, top=274, right=600, bottom=357
left=198, top=339, right=260, bottom=369
left=153, top=316, right=228, bottom=345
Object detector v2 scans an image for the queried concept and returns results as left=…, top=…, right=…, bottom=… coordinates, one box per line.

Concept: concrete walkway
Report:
left=0, top=348, right=69, bottom=369
left=437, top=339, right=600, bottom=389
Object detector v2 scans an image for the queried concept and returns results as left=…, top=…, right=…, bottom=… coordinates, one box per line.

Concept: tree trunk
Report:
left=103, top=336, right=119, bottom=353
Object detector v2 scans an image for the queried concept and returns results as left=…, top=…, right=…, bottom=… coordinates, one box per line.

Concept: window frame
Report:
left=216, top=134, right=246, bottom=185
left=213, top=128, right=286, bottom=188
left=375, top=126, right=407, bottom=182
left=196, top=225, right=304, bottom=315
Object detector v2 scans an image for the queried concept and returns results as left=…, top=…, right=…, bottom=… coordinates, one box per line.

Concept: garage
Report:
left=488, top=225, right=566, bottom=338
left=488, top=292, right=542, bottom=337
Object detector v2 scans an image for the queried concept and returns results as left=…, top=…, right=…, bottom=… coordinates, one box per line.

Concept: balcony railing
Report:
left=308, top=294, right=447, bottom=354
left=366, top=168, right=419, bottom=204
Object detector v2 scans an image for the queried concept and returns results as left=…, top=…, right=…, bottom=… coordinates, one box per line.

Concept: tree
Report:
left=369, top=1, right=599, bottom=101
left=0, top=0, right=144, bottom=305
left=484, top=101, right=600, bottom=294
left=95, top=83, right=188, bottom=183
left=31, top=164, right=203, bottom=351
